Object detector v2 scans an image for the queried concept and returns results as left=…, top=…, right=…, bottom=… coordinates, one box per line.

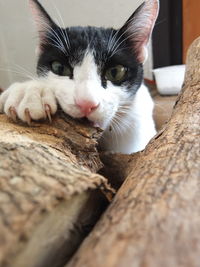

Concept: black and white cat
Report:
left=0, top=0, right=159, bottom=154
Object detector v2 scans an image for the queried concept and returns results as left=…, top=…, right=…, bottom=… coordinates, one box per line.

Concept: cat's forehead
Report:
left=68, top=26, right=116, bottom=48
left=67, top=26, right=116, bottom=62
left=44, top=26, right=118, bottom=65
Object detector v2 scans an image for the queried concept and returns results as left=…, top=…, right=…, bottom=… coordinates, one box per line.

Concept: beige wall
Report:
left=0, top=0, right=152, bottom=88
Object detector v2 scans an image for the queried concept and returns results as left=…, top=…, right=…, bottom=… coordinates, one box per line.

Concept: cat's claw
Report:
left=45, top=104, right=52, bottom=123
left=9, top=107, right=17, bottom=122
left=25, top=108, right=32, bottom=126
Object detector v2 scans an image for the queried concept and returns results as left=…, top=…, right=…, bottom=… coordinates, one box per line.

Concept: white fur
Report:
left=0, top=52, right=156, bottom=154
left=101, top=84, right=156, bottom=153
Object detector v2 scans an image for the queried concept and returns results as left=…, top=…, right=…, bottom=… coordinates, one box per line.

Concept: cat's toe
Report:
left=0, top=90, right=10, bottom=113
left=24, top=108, right=32, bottom=126
left=42, top=88, right=57, bottom=118
left=17, top=100, right=46, bottom=123
left=8, top=107, right=17, bottom=122
left=3, top=84, right=26, bottom=119
left=44, top=104, right=52, bottom=123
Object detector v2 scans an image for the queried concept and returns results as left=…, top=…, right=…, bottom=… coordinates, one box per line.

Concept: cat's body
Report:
left=0, top=0, right=159, bottom=154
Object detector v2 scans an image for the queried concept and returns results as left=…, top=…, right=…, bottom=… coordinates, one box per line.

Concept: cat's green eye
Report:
left=105, top=65, right=127, bottom=83
left=51, top=61, right=72, bottom=77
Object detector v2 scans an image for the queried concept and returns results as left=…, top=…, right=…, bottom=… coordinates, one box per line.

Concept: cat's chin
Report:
left=93, top=122, right=101, bottom=128
left=87, top=120, right=105, bottom=130
left=78, top=117, right=104, bottom=130
left=89, top=118, right=109, bottom=130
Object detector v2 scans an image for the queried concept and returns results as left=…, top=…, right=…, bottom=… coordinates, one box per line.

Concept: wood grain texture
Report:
left=67, top=37, right=200, bottom=267
left=183, top=0, right=200, bottom=61
left=0, top=112, right=114, bottom=267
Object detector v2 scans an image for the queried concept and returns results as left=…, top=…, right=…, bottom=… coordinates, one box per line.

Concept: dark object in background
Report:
left=152, top=0, right=183, bottom=68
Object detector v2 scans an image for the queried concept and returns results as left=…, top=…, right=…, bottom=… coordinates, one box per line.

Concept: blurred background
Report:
left=0, top=0, right=199, bottom=90
left=152, top=0, right=200, bottom=68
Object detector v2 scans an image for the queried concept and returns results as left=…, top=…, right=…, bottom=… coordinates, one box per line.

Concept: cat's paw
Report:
left=0, top=80, right=57, bottom=124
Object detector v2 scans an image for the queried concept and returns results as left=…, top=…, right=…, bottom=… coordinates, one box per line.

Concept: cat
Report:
left=0, top=0, right=159, bottom=154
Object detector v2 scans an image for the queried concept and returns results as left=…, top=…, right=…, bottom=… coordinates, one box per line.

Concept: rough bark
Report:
left=67, top=38, right=200, bottom=267
left=0, top=112, right=114, bottom=267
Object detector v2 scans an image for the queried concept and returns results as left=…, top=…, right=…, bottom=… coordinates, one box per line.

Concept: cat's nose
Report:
left=75, top=99, right=99, bottom=116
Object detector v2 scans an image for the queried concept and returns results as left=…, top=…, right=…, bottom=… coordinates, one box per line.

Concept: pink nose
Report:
left=75, top=99, right=99, bottom=116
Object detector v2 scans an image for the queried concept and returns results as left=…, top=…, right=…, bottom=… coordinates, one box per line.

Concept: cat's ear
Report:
left=29, top=0, right=56, bottom=45
left=119, top=0, right=159, bottom=63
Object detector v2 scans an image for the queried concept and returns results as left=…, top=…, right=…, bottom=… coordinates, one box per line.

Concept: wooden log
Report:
left=0, top=112, right=114, bottom=267
left=67, top=38, right=200, bottom=267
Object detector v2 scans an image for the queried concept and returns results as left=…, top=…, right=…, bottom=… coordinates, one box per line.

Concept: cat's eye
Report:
left=105, top=65, right=127, bottom=83
left=51, top=61, right=72, bottom=77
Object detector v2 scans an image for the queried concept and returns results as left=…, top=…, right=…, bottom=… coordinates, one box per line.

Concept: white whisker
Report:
left=36, top=17, right=69, bottom=56
left=0, top=67, right=37, bottom=81
left=109, top=28, right=129, bottom=57
left=49, top=1, right=71, bottom=50
left=107, top=29, right=115, bottom=54
left=110, top=119, right=121, bottom=147
left=13, top=64, right=36, bottom=80
left=107, top=28, right=120, bottom=55
left=111, top=116, right=124, bottom=139
left=115, top=114, right=134, bottom=130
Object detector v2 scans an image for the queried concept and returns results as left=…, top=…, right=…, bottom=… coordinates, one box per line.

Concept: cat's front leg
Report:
left=0, top=80, right=57, bottom=124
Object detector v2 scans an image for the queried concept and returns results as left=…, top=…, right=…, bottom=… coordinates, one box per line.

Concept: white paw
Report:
left=0, top=80, right=57, bottom=124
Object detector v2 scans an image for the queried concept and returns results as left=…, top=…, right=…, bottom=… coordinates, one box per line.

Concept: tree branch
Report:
left=67, top=37, right=200, bottom=267
left=0, top=112, right=114, bottom=267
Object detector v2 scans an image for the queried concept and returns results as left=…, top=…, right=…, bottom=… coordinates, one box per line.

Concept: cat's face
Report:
left=37, top=26, right=144, bottom=129
left=30, top=0, right=159, bottom=129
